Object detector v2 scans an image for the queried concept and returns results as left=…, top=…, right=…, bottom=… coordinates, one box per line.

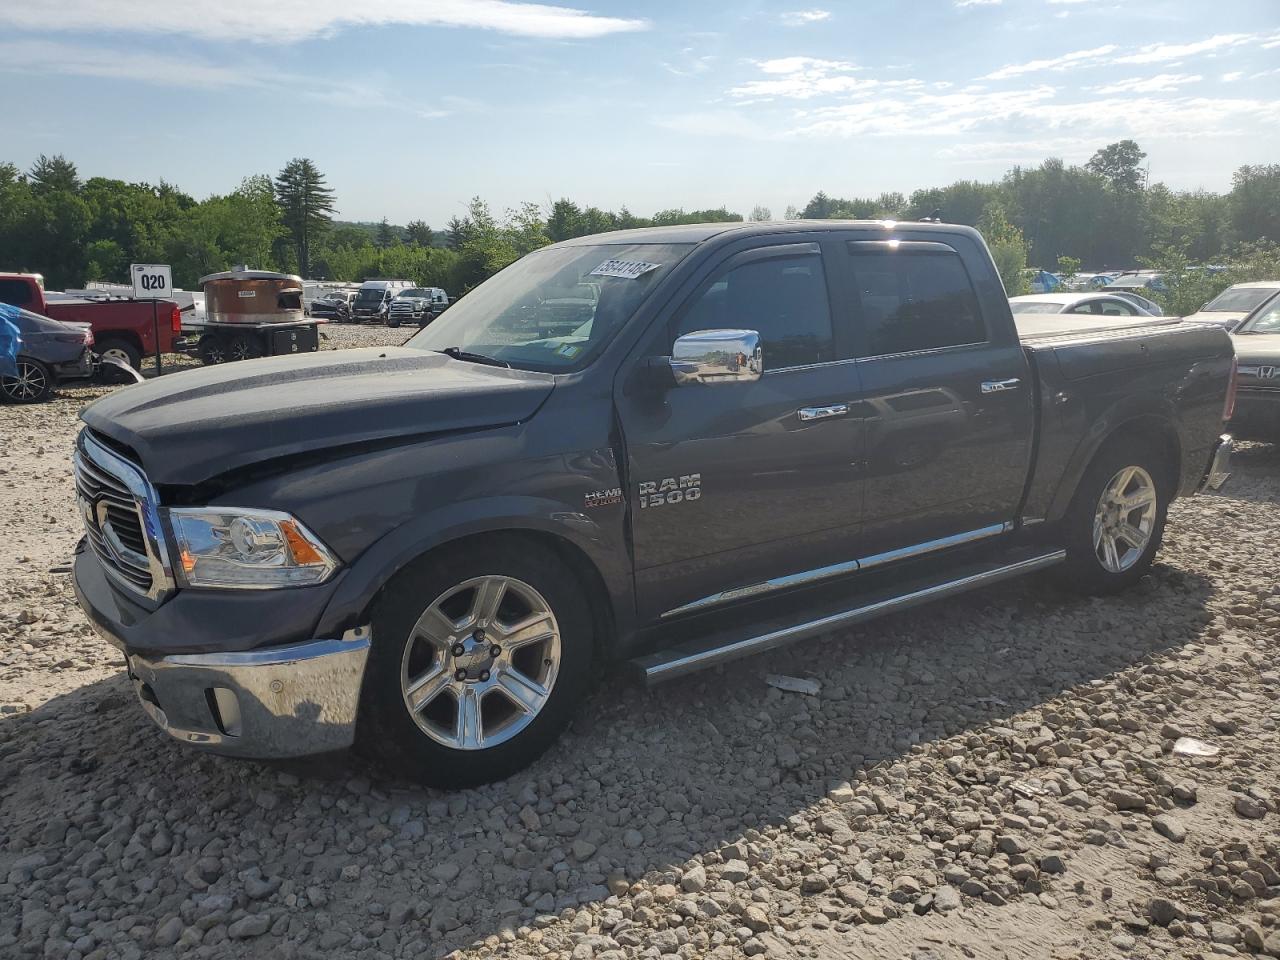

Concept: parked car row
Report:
left=324, top=279, right=452, bottom=326
left=1008, top=281, right=1280, bottom=443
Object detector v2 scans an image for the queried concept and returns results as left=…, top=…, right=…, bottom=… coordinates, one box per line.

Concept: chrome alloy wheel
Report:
left=1, top=360, right=49, bottom=401
left=399, top=575, right=561, bottom=750
left=1093, top=465, right=1158, bottom=573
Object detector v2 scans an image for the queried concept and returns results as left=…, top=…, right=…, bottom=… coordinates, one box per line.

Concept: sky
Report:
left=3, top=0, right=1279, bottom=225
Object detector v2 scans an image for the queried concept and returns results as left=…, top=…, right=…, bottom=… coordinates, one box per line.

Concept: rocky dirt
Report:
left=2, top=329, right=1279, bottom=960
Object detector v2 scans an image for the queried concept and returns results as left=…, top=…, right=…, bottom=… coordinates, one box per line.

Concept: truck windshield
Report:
left=406, top=243, right=691, bottom=372
left=356, top=289, right=385, bottom=304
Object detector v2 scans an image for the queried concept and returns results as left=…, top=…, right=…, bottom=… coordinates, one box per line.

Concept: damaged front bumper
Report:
left=125, top=631, right=371, bottom=759
left=73, top=540, right=371, bottom=759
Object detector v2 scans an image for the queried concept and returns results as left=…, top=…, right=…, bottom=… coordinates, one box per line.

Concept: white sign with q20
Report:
left=130, top=263, right=173, bottom=299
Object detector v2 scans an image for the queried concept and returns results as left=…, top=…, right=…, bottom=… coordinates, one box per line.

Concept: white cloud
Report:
left=983, top=44, right=1117, bottom=80
left=1115, top=33, right=1253, bottom=65
left=791, top=86, right=1059, bottom=137
left=0, top=0, right=647, bottom=43
left=1222, top=71, right=1245, bottom=82
left=955, top=0, right=1002, bottom=6
left=729, top=57, right=925, bottom=103
left=1092, top=73, right=1202, bottom=94
left=757, top=57, right=859, bottom=75
left=0, top=40, right=457, bottom=118
left=780, top=9, right=831, bottom=26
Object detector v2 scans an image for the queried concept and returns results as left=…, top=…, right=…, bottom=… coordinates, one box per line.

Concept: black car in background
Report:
left=309, top=291, right=357, bottom=323
left=1, top=308, right=95, bottom=403
left=1229, top=295, right=1280, bottom=441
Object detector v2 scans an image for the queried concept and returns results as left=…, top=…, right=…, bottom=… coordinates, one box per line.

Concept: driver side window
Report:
left=675, top=253, right=834, bottom=370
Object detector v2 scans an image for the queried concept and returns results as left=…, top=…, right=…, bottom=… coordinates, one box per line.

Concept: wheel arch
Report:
left=1048, top=412, right=1182, bottom=522
left=315, top=504, right=633, bottom=661
left=96, top=330, right=144, bottom=354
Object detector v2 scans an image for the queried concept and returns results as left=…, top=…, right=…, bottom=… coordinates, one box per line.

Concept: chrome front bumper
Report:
left=1197, top=433, right=1233, bottom=493
left=126, top=629, right=371, bottom=759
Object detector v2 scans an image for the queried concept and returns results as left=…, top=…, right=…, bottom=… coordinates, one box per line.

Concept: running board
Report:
left=632, top=547, right=1066, bottom=686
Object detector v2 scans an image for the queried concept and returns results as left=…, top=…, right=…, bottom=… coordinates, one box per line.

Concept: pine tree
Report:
left=273, top=158, right=336, bottom=277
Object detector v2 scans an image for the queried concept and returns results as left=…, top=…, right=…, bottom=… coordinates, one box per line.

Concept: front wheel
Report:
left=1058, top=439, right=1169, bottom=594
left=358, top=539, right=593, bottom=788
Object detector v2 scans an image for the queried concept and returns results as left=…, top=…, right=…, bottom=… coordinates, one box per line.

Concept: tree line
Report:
left=1, top=143, right=1276, bottom=309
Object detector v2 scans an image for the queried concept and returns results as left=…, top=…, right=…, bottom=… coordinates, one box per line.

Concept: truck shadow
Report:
left=1, top=562, right=1216, bottom=957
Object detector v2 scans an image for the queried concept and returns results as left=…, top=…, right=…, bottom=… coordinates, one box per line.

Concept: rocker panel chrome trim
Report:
left=660, top=522, right=1012, bottom=619
left=640, top=549, right=1065, bottom=684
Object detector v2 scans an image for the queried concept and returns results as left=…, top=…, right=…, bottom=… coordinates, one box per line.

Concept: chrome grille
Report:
left=74, top=430, right=175, bottom=603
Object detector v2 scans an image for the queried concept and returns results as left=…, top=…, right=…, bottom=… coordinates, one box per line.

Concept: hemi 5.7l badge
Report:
left=638, top=474, right=701, bottom=508
left=584, top=488, right=623, bottom=509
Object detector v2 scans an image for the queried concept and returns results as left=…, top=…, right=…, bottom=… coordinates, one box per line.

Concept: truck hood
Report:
left=1182, top=310, right=1246, bottom=328
left=81, top=347, right=555, bottom=486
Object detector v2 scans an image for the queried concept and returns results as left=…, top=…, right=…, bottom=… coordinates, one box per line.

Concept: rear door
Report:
left=617, top=239, right=867, bottom=622
left=835, top=236, right=1035, bottom=558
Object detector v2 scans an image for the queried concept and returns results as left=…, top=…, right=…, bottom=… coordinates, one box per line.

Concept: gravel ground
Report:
left=2, top=329, right=1279, bottom=960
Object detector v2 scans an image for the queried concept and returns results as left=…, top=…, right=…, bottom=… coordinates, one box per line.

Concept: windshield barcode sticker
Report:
left=589, top=259, right=661, bottom=280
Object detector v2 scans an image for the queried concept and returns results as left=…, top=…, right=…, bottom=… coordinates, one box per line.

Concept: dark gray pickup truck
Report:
left=71, top=221, right=1235, bottom=787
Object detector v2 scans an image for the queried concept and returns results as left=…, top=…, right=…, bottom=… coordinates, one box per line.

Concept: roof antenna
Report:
left=919, top=208, right=942, bottom=223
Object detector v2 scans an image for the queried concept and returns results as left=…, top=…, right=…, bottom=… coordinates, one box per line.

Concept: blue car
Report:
left=0, top=306, right=95, bottom=403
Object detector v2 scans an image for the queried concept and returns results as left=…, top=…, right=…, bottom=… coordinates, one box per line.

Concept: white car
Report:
left=1009, top=292, right=1161, bottom=318
left=1181, top=282, right=1280, bottom=330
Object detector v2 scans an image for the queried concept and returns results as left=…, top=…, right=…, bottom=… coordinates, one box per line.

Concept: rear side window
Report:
left=677, top=252, right=834, bottom=370
left=847, top=250, right=985, bottom=357
left=0, top=278, right=34, bottom=307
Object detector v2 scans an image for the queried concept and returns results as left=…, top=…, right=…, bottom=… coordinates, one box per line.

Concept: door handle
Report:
left=798, top=403, right=849, bottom=422
left=981, top=379, right=1022, bottom=394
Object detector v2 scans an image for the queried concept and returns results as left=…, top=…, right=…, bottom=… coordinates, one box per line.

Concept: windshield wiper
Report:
left=438, top=346, right=511, bottom=368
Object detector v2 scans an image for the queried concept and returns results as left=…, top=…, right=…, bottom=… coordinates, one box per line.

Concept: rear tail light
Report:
left=1223, top=356, right=1238, bottom=422
left=170, top=305, right=182, bottom=335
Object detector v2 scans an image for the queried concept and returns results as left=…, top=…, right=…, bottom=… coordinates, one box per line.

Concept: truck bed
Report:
left=1015, top=312, right=1233, bottom=523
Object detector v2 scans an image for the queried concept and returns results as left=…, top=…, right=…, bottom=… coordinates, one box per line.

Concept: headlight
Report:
left=165, top=508, right=338, bottom=589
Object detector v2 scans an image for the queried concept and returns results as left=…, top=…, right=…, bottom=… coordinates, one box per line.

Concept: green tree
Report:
left=1230, top=164, right=1280, bottom=245
left=28, top=154, right=80, bottom=194
left=1086, top=140, right=1147, bottom=192
left=405, top=219, right=434, bottom=246
left=978, top=201, right=1029, bottom=295
left=546, top=198, right=585, bottom=241
left=375, top=217, right=396, bottom=248
left=749, top=205, right=772, bottom=222
left=1057, top=255, right=1081, bottom=287
left=273, top=158, right=336, bottom=277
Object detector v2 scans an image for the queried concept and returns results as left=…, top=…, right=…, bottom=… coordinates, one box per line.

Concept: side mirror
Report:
left=670, top=329, right=762, bottom=385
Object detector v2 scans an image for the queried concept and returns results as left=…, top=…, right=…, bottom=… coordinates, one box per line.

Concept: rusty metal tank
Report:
left=199, top=267, right=305, bottom=325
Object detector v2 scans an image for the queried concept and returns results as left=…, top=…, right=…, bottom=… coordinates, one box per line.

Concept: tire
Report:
left=358, top=537, right=594, bottom=788
left=228, top=333, right=264, bottom=362
left=1058, top=437, right=1171, bottom=595
left=198, top=335, right=227, bottom=366
left=388, top=317, right=400, bottom=328
left=1, top=357, right=54, bottom=403
left=97, top=337, right=141, bottom=370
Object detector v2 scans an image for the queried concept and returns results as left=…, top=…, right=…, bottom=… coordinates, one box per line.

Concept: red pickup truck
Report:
left=0, top=273, right=180, bottom=369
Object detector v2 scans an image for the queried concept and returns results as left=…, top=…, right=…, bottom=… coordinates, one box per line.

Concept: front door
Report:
left=617, top=240, right=867, bottom=623
left=835, top=237, right=1035, bottom=558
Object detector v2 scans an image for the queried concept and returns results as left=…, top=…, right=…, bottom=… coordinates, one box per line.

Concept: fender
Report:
left=312, top=494, right=637, bottom=649
left=1044, top=391, right=1185, bottom=523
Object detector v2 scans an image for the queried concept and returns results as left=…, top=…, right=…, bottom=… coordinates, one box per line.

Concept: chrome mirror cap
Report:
left=671, top=329, right=762, bottom=385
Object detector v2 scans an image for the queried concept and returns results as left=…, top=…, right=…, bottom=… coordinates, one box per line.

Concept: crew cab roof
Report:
left=554, top=220, right=979, bottom=247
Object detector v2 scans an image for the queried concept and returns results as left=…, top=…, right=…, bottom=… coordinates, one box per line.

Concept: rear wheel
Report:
left=1, top=358, right=53, bottom=403
left=97, top=337, right=141, bottom=370
left=228, top=333, right=263, bottom=362
left=1059, top=438, right=1169, bottom=594
left=358, top=539, right=593, bottom=788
